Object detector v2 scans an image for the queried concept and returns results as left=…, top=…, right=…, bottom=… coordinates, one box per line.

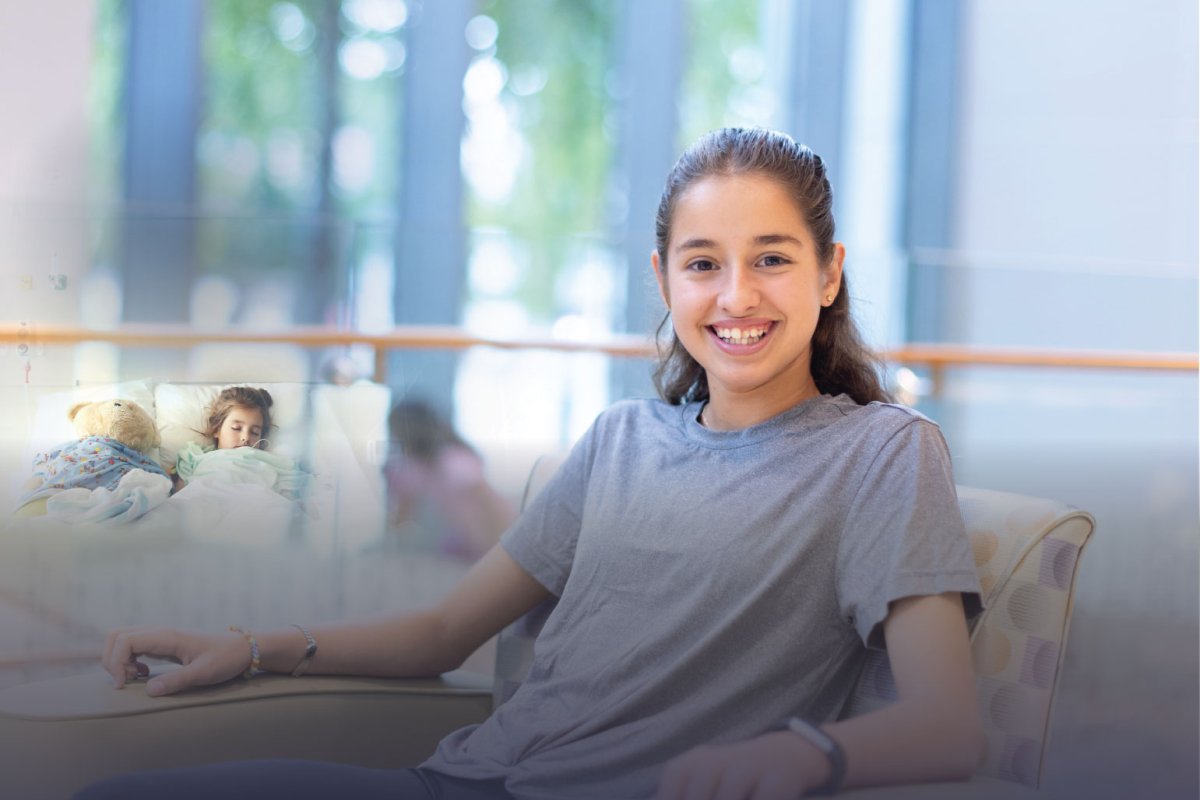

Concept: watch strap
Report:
left=780, top=717, right=846, bottom=796
left=289, top=623, right=318, bottom=677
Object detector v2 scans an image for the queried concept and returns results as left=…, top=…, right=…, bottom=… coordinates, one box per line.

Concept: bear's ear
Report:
left=67, top=402, right=91, bottom=422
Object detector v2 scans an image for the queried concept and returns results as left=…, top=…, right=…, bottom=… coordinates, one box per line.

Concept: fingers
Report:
left=106, top=630, right=253, bottom=697
left=656, top=763, right=758, bottom=800
left=147, top=634, right=252, bottom=696
left=102, top=628, right=185, bottom=689
left=712, top=768, right=758, bottom=800
left=144, top=664, right=199, bottom=697
left=655, top=740, right=805, bottom=800
left=121, top=661, right=150, bottom=682
left=748, top=772, right=791, bottom=800
left=656, top=749, right=717, bottom=800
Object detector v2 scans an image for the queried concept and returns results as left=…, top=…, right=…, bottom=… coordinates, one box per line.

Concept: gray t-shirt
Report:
left=424, top=394, right=982, bottom=799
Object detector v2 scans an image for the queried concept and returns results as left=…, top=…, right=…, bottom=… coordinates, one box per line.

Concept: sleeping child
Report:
left=171, top=386, right=309, bottom=501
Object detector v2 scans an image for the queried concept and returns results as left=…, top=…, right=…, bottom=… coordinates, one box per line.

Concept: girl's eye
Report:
left=688, top=259, right=717, bottom=272
left=759, top=254, right=789, bottom=267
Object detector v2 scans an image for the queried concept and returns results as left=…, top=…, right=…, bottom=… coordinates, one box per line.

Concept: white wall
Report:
left=955, top=1, right=1197, bottom=280
left=951, top=0, right=1197, bottom=354
left=946, top=0, right=1197, bottom=449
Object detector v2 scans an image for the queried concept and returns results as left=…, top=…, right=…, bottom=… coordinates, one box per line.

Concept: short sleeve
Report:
left=499, top=425, right=597, bottom=597
left=836, top=419, right=983, bottom=647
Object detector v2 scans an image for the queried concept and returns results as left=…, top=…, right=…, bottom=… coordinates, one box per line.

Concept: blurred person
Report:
left=383, top=400, right=516, bottom=562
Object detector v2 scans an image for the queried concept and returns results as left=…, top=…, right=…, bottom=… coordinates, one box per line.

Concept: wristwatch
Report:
left=289, top=624, right=318, bottom=677
left=778, top=717, right=846, bottom=796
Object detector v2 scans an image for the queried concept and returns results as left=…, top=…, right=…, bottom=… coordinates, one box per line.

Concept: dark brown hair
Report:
left=652, top=127, right=890, bottom=406
left=203, top=386, right=274, bottom=449
left=387, top=400, right=473, bottom=463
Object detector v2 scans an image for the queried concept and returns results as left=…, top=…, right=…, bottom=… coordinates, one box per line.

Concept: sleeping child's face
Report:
left=215, top=406, right=264, bottom=450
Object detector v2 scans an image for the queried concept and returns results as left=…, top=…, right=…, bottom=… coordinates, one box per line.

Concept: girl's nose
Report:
left=720, top=264, right=760, bottom=312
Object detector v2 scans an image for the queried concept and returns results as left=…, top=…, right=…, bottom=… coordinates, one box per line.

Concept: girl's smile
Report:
left=708, top=318, right=776, bottom=351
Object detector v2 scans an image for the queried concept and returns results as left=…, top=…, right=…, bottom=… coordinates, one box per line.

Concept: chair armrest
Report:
left=0, top=667, right=493, bottom=800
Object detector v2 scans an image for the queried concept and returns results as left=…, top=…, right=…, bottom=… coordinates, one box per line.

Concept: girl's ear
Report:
left=824, top=243, right=846, bottom=302
left=651, top=250, right=669, bottom=308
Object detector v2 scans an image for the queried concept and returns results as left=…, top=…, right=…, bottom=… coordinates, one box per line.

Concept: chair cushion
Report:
left=841, top=488, right=1094, bottom=788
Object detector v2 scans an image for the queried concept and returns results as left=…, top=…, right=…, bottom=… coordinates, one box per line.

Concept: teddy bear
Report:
left=14, top=398, right=168, bottom=517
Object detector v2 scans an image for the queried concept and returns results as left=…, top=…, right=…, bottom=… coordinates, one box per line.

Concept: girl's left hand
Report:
left=653, top=731, right=827, bottom=800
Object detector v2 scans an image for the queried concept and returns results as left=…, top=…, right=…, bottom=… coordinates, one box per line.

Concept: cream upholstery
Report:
left=0, top=672, right=492, bottom=800
left=842, top=488, right=1095, bottom=788
left=0, top=452, right=1094, bottom=799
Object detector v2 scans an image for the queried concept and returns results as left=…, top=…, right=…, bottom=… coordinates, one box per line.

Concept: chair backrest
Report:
left=494, top=453, right=1095, bottom=790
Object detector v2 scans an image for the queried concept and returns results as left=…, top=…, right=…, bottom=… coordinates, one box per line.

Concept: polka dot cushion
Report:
left=840, top=489, right=1093, bottom=788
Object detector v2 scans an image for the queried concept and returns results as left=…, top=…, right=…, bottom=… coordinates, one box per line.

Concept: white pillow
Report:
left=28, top=380, right=158, bottom=459
left=154, top=383, right=311, bottom=469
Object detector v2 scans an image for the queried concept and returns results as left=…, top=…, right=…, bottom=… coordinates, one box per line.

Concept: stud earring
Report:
left=824, top=295, right=833, bottom=304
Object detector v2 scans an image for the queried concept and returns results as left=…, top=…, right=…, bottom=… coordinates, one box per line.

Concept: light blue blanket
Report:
left=175, top=442, right=310, bottom=500
left=45, top=468, right=172, bottom=525
left=19, top=435, right=169, bottom=509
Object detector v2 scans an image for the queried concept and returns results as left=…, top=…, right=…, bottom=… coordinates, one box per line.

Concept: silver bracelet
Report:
left=779, top=717, right=846, bottom=796
left=289, top=623, right=318, bottom=677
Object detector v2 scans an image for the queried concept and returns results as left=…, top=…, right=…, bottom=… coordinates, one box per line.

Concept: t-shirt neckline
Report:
left=679, top=393, right=848, bottom=449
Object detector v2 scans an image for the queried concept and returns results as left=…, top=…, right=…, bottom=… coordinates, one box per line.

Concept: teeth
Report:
left=714, top=325, right=769, bottom=345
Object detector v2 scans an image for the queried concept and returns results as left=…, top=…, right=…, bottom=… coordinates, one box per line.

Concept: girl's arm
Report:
left=655, top=591, right=984, bottom=799
left=102, top=545, right=551, bottom=696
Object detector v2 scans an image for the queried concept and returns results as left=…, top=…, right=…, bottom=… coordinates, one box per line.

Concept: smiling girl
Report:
left=86, top=129, right=982, bottom=800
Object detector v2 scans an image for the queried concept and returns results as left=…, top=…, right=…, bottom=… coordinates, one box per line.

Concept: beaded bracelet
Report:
left=228, top=625, right=261, bottom=679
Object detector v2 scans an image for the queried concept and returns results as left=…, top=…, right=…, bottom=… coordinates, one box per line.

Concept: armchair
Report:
left=0, top=455, right=1094, bottom=800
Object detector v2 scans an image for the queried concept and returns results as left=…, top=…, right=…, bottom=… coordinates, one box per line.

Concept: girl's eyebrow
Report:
left=675, top=233, right=803, bottom=252
left=754, top=234, right=803, bottom=247
left=675, top=237, right=717, bottom=253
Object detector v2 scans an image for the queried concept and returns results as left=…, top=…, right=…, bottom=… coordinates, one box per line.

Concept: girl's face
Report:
left=652, top=172, right=843, bottom=414
left=215, top=406, right=264, bottom=450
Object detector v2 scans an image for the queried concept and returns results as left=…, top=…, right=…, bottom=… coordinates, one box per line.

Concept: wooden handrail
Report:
left=880, top=344, right=1198, bottom=372
left=0, top=324, right=1195, bottom=382
left=0, top=323, right=656, bottom=356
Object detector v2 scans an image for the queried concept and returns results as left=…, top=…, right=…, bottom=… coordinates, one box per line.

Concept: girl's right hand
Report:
left=102, top=627, right=253, bottom=696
